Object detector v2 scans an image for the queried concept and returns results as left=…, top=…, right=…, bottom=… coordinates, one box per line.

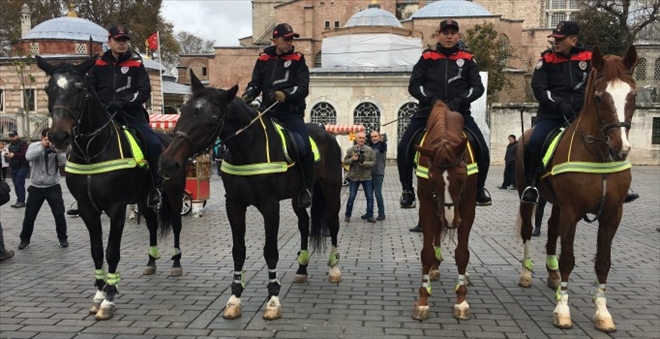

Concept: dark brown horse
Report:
left=515, top=45, right=638, bottom=332
left=159, top=71, right=343, bottom=320
left=36, top=56, right=186, bottom=320
left=412, top=101, right=478, bottom=321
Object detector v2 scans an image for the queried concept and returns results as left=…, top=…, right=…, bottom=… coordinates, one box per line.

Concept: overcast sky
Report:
left=161, top=0, right=253, bottom=47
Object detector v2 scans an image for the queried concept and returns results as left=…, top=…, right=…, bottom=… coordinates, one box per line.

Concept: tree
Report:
left=462, top=22, right=515, bottom=102
left=0, top=0, right=181, bottom=63
left=176, top=31, right=215, bottom=55
left=577, top=0, right=660, bottom=55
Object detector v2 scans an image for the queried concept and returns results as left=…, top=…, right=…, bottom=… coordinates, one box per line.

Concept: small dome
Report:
left=345, top=5, right=402, bottom=28
left=22, top=16, right=108, bottom=43
left=410, top=0, right=493, bottom=19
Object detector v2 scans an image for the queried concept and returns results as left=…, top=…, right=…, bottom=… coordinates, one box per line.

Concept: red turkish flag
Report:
left=147, top=32, right=158, bottom=50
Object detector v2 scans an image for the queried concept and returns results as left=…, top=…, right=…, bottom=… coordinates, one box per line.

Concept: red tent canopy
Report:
left=149, top=114, right=179, bottom=130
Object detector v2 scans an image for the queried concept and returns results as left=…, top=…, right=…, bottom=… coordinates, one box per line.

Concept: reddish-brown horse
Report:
left=412, top=101, right=478, bottom=321
left=515, top=45, right=637, bottom=332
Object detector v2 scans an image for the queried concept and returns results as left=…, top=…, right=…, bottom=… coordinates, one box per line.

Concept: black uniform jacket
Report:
left=89, top=50, right=151, bottom=123
left=531, top=47, right=592, bottom=121
left=243, top=46, right=309, bottom=118
left=408, top=45, right=484, bottom=117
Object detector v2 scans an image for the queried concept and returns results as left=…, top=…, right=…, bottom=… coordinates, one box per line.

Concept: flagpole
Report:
left=157, top=31, right=164, bottom=114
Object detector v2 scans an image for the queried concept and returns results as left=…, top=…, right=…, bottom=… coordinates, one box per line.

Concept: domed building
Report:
left=0, top=4, right=185, bottom=140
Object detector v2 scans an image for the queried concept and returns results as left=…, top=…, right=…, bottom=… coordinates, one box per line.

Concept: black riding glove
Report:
left=558, top=100, right=576, bottom=119
left=447, top=97, right=464, bottom=112
left=106, top=101, right=126, bottom=113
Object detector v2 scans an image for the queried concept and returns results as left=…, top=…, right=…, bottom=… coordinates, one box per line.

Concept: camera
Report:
left=357, top=149, right=365, bottom=164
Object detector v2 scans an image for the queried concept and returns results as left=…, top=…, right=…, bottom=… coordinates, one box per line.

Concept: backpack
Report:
left=0, top=181, right=10, bottom=206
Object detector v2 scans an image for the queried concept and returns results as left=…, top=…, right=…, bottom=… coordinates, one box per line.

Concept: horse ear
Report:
left=622, top=44, right=638, bottom=74
left=190, top=70, right=204, bottom=91
left=227, top=85, right=239, bottom=100
left=75, top=56, right=96, bottom=74
left=35, top=55, right=56, bottom=75
left=591, top=46, right=604, bottom=71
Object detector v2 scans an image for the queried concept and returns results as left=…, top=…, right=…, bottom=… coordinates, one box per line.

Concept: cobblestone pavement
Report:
left=0, top=165, right=658, bottom=339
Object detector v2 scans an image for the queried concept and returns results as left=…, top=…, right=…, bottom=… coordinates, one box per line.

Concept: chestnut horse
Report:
left=412, top=101, right=478, bottom=321
left=514, top=45, right=638, bottom=332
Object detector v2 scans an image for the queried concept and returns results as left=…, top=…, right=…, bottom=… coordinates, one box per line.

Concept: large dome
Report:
left=345, top=4, right=402, bottom=28
left=410, top=0, right=494, bottom=18
left=22, top=16, right=108, bottom=43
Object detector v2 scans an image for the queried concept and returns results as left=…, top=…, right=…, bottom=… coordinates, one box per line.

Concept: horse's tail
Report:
left=158, top=184, right=174, bottom=238
left=309, top=181, right=328, bottom=253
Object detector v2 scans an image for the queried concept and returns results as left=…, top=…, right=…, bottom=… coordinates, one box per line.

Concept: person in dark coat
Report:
left=499, top=134, right=517, bottom=189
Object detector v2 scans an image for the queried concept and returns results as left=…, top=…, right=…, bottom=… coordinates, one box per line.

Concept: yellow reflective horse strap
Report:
left=122, top=128, right=147, bottom=168
left=273, top=122, right=321, bottom=163
left=64, top=127, right=145, bottom=174
left=542, top=128, right=566, bottom=167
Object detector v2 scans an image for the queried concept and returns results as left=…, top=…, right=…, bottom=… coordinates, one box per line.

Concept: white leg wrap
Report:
left=594, top=296, right=612, bottom=319
left=227, top=295, right=241, bottom=307
left=267, top=296, right=281, bottom=308
left=554, top=294, right=570, bottom=317
left=100, top=299, right=115, bottom=308
left=93, top=290, right=106, bottom=302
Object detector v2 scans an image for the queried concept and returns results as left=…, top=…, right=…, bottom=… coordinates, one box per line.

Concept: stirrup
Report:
left=521, top=186, right=539, bottom=204
left=147, top=189, right=162, bottom=209
left=298, top=188, right=312, bottom=208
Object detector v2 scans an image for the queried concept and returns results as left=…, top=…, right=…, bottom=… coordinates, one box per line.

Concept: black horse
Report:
left=36, top=56, right=186, bottom=320
left=159, top=70, right=343, bottom=320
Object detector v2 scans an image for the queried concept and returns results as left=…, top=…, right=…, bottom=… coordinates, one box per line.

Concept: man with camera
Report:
left=343, top=132, right=376, bottom=223
left=17, top=128, right=68, bottom=250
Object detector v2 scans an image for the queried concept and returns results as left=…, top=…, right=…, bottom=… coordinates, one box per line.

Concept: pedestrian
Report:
left=343, top=132, right=376, bottom=223
left=241, top=23, right=313, bottom=208
left=499, top=134, right=517, bottom=189
left=361, top=131, right=387, bottom=221
left=0, top=141, right=9, bottom=181
left=0, top=180, right=15, bottom=261
left=398, top=19, right=491, bottom=224
left=88, top=25, right=162, bottom=208
left=5, top=130, right=30, bottom=208
left=532, top=197, right=547, bottom=237
left=17, top=128, right=68, bottom=250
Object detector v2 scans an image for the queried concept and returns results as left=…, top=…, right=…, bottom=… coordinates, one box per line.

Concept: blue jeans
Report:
left=371, top=174, right=385, bottom=217
left=345, top=179, right=373, bottom=218
left=10, top=166, right=29, bottom=203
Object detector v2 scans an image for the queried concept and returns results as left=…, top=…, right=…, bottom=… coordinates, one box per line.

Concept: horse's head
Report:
left=415, top=103, right=467, bottom=229
left=159, top=70, right=237, bottom=179
left=588, top=45, right=637, bottom=161
left=36, top=55, right=96, bottom=150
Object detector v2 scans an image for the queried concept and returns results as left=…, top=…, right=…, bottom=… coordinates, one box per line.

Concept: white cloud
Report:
left=161, top=0, right=253, bottom=47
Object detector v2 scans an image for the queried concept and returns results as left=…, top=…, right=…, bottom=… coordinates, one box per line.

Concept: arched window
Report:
left=498, top=34, right=510, bottom=66
left=654, top=58, right=660, bottom=81
left=310, top=102, right=337, bottom=125
left=353, top=102, right=380, bottom=134
left=397, top=102, right=418, bottom=143
left=636, top=58, right=647, bottom=81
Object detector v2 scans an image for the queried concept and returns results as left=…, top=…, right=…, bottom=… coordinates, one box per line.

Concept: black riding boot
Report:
left=298, top=153, right=314, bottom=208
left=521, top=150, right=540, bottom=204
left=147, top=165, right=162, bottom=209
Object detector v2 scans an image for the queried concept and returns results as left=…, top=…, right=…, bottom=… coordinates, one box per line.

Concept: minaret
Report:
left=20, top=3, right=31, bottom=38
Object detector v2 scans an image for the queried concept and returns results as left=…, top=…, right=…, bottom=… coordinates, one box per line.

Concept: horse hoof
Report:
left=429, top=270, right=440, bottom=281
left=547, top=277, right=561, bottom=290
left=553, top=313, right=573, bottom=329
left=171, top=267, right=183, bottom=276
left=89, top=301, right=102, bottom=314
left=143, top=266, right=156, bottom=275
left=328, top=273, right=342, bottom=283
left=293, top=274, right=307, bottom=283
left=453, top=302, right=471, bottom=320
left=412, top=305, right=429, bottom=321
left=223, top=304, right=242, bottom=319
left=95, top=305, right=115, bottom=320
left=263, top=306, right=282, bottom=320
left=594, top=315, right=616, bottom=333
left=518, top=270, right=532, bottom=288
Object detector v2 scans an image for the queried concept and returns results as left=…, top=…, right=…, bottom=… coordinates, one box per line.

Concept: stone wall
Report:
left=490, top=103, right=660, bottom=165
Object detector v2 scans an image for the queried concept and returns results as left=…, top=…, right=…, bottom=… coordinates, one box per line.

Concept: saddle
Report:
left=271, top=119, right=320, bottom=164
left=406, top=126, right=483, bottom=168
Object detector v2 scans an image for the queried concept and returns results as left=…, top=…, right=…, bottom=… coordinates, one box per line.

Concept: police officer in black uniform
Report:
left=398, top=19, right=490, bottom=232
left=88, top=25, right=162, bottom=208
left=241, top=23, right=313, bottom=208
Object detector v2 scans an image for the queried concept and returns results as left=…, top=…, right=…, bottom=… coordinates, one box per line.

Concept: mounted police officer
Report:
left=398, top=19, right=490, bottom=232
left=241, top=23, right=313, bottom=208
left=88, top=25, right=162, bottom=208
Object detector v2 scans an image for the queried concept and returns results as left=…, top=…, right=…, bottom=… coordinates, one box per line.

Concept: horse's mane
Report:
left=425, top=103, right=464, bottom=164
